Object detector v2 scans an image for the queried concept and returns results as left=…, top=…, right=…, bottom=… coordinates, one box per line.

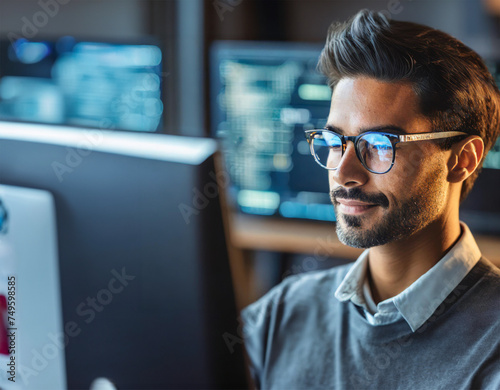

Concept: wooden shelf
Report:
left=230, top=214, right=363, bottom=259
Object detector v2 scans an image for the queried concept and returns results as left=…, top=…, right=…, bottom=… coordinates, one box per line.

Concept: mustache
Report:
left=330, top=187, right=390, bottom=209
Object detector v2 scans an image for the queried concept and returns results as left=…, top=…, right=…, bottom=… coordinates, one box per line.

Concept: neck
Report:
left=367, top=215, right=462, bottom=305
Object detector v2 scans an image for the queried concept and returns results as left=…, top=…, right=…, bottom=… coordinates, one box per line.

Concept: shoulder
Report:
left=472, top=257, right=500, bottom=305
left=451, top=257, right=500, bottom=326
left=472, top=257, right=500, bottom=293
left=479, top=257, right=500, bottom=278
left=241, top=263, right=352, bottom=328
left=240, top=264, right=353, bottom=383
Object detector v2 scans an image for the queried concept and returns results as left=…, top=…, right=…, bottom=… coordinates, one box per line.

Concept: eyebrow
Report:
left=324, top=124, right=409, bottom=135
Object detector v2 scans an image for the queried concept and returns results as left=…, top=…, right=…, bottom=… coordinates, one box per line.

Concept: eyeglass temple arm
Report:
left=399, top=131, right=468, bottom=143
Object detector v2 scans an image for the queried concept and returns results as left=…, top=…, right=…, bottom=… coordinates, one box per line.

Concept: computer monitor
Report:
left=0, top=37, right=163, bottom=132
left=0, top=121, right=246, bottom=389
left=211, top=40, right=334, bottom=222
left=211, top=41, right=500, bottom=234
left=0, top=185, right=66, bottom=390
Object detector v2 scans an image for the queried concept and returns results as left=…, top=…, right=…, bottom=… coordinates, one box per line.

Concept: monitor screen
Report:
left=0, top=38, right=163, bottom=132
left=211, top=41, right=334, bottom=222
left=211, top=41, right=500, bottom=234
left=0, top=185, right=66, bottom=390
left=0, top=121, right=246, bottom=389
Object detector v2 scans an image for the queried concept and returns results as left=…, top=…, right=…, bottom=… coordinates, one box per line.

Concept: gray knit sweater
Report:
left=242, top=258, right=500, bottom=389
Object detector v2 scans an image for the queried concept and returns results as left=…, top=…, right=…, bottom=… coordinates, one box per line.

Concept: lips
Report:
left=335, top=198, right=379, bottom=215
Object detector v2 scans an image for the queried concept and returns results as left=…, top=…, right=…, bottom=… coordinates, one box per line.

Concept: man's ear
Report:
left=447, top=136, right=484, bottom=183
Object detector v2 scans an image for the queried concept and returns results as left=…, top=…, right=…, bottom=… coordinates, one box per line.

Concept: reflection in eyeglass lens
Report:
left=311, top=132, right=394, bottom=173
left=359, top=134, right=393, bottom=172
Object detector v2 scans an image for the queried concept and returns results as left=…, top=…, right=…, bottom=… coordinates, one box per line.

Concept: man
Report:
left=241, top=9, right=500, bottom=389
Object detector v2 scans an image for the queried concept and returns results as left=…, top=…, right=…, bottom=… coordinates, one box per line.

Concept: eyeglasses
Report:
left=304, top=129, right=468, bottom=174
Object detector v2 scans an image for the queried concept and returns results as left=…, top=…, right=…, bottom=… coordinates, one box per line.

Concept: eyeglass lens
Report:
left=311, top=131, right=394, bottom=173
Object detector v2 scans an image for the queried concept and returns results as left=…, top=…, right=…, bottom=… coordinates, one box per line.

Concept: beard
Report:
left=331, top=168, right=445, bottom=249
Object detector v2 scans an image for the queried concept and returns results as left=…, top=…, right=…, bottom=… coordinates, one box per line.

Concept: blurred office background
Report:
left=0, top=0, right=500, bottom=388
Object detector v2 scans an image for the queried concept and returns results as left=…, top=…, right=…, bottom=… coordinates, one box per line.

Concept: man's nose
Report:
left=331, top=142, right=369, bottom=188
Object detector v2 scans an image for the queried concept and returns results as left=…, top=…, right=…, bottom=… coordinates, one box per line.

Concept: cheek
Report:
left=371, top=176, right=399, bottom=205
left=393, top=145, right=429, bottom=180
left=388, top=154, right=449, bottom=206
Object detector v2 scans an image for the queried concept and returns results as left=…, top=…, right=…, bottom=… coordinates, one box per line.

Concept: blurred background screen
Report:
left=211, top=41, right=334, bottom=222
left=0, top=38, right=163, bottom=132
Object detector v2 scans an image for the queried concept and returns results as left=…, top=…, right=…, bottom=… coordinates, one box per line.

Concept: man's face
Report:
left=327, top=77, right=451, bottom=248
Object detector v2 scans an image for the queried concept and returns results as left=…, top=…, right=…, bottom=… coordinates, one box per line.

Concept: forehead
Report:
left=328, top=77, right=427, bottom=134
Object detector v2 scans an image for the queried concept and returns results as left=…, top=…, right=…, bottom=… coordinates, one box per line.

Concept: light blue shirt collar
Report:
left=335, top=222, right=482, bottom=332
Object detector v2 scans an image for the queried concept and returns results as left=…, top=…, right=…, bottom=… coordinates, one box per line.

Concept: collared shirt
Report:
left=334, top=222, right=482, bottom=331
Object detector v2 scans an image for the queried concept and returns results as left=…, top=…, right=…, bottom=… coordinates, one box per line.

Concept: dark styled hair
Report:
left=319, top=9, right=500, bottom=202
